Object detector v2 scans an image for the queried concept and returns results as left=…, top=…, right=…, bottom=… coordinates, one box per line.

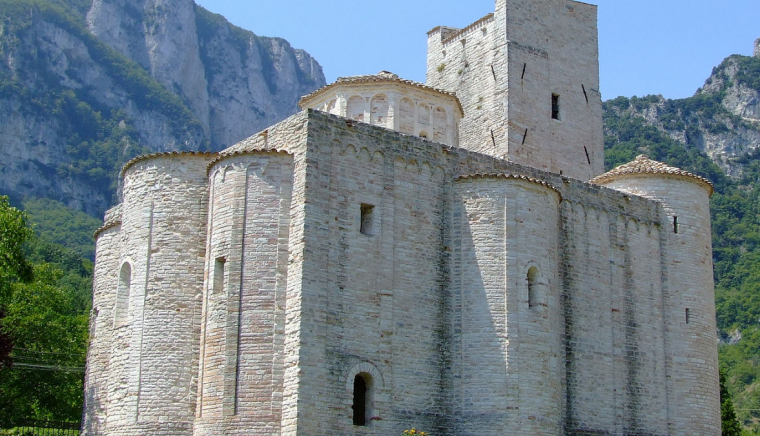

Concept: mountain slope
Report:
left=86, top=0, right=324, bottom=149
left=0, top=0, right=325, bottom=216
left=605, top=52, right=760, bottom=177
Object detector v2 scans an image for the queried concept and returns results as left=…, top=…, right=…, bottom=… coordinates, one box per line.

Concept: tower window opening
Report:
left=114, top=262, right=132, bottom=328
left=213, top=257, right=226, bottom=294
left=552, top=94, right=561, bottom=120
left=673, top=216, right=679, bottom=234
left=527, top=266, right=539, bottom=309
left=353, top=374, right=371, bottom=426
left=686, top=308, right=690, bottom=324
left=360, top=204, right=375, bottom=236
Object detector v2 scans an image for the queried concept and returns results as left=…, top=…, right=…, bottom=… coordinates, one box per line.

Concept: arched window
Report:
left=353, top=373, right=372, bottom=426
left=347, top=96, right=365, bottom=122
left=527, top=266, right=539, bottom=309
left=370, top=94, right=389, bottom=127
left=114, top=262, right=132, bottom=328
left=433, top=106, right=448, bottom=143
left=398, top=98, right=415, bottom=134
left=418, top=103, right=431, bottom=126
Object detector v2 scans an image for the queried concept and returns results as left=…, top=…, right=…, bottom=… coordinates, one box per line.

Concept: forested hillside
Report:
left=604, top=52, right=760, bottom=432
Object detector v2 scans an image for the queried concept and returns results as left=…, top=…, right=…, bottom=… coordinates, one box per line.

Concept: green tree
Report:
left=0, top=196, right=89, bottom=426
left=722, top=369, right=746, bottom=436
left=0, top=264, right=88, bottom=425
left=0, top=196, right=34, bottom=369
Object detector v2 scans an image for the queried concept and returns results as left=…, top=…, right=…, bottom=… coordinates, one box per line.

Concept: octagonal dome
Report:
left=299, top=71, right=464, bottom=147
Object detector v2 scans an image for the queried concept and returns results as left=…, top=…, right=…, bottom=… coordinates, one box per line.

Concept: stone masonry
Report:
left=82, top=0, right=721, bottom=435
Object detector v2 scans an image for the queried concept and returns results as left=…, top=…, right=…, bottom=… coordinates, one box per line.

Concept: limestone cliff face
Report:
left=604, top=45, right=760, bottom=176
left=0, top=0, right=325, bottom=215
left=86, top=0, right=326, bottom=148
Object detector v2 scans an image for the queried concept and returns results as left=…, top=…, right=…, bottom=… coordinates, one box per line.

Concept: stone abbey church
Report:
left=82, top=0, right=721, bottom=434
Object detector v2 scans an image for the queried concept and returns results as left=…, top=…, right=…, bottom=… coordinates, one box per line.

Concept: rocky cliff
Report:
left=86, top=0, right=324, bottom=149
left=0, top=0, right=325, bottom=215
left=604, top=42, right=760, bottom=176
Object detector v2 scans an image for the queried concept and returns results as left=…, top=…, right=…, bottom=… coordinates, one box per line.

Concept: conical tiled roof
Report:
left=590, top=155, right=714, bottom=195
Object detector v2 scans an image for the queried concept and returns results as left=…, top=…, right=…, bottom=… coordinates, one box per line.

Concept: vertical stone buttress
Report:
left=427, top=0, right=604, bottom=181
left=452, top=176, right=562, bottom=435
left=104, top=154, right=212, bottom=436
left=194, top=152, right=294, bottom=436
left=83, top=206, right=123, bottom=435
left=599, top=175, right=720, bottom=435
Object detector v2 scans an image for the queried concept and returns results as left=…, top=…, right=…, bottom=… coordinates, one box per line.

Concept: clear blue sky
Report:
left=193, top=0, right=759, bottom=101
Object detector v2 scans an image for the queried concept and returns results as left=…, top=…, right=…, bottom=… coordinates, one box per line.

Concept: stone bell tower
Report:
left=427, top=0, right=604, bottom=181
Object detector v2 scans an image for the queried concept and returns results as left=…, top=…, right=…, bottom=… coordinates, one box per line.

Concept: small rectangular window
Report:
left=213, top=257, right=226, bottom=294
left=552, top=94, right=560, bottom=120
left=360, top=204, right=375, bottom=236
left=673, top=216, right=679, bottom=234
left=686, top=308, right=690, bottom=324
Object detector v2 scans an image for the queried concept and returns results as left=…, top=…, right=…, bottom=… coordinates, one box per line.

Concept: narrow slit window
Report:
left=673, top=216, right=679, bottom=234
left=527, top=267, right=539, bottom=309
left=686, top=308, right=690, bottom=324
left=360, top=204, right=375, bottom=236
left=353, top=374, right=370, bottom=426
left=551, top=94, right=561, bottom=120
left=213, top=257, right=226, bottom=294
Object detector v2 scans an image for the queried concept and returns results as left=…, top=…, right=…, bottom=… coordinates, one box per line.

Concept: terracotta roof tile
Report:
left=120, top=151, right=217, bottom=178
left=590, top=155, right=714, bottom=195
left=455, top=173, right=562, bottom=200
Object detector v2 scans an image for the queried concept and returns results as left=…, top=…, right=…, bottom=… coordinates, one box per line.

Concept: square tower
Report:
left=427, top=0, right=604, bottom=181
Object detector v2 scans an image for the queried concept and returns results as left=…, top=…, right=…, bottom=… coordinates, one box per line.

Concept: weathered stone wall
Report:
left=427, top=15, right=499, bottom=158
left=754, top=38, right=760, bottom=58
left=97, top=154, right=213, bottom=435
left=83, top=105, right=719, bottom=435
left=426, top=0, right=604, bottom=181
left=288, top=110, right=718, bottom=435
left=599, top=175, right=720, bottom=435
left=83, top=207, right=122, bottom=436
left=451, top=176, right=563, bottom=435
left=562, top=204, right=670, bottom=435
left=286, top=115, right=449, bottom=435
left=194, top=152, right=294, bottom=435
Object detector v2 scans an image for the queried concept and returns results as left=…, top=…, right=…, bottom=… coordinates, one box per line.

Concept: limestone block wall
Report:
left=194, top=152, right=294, bottom=436
left=450, top=176, right=562, bottom=435
left=290, top=110, right=719, bottom=436
left=503, top=0, right=603, bottom=181
left=598, top=175, right=720, bottom=436
left=83, top=206, right=123, bottom=436
left=287, top=116, right=451, bottom=436
left=83, top=110, right=721, bottom=435
left=427, top=15, right=498, bottom=157
left=562, top=203, right=669, bottom=435
left=426, top=0, right=604, bottom=181
left=102, top=153, right=213, bottom=436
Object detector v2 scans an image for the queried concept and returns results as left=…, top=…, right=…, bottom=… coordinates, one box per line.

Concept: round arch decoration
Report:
left=345, top=361, right=384, bottom=391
